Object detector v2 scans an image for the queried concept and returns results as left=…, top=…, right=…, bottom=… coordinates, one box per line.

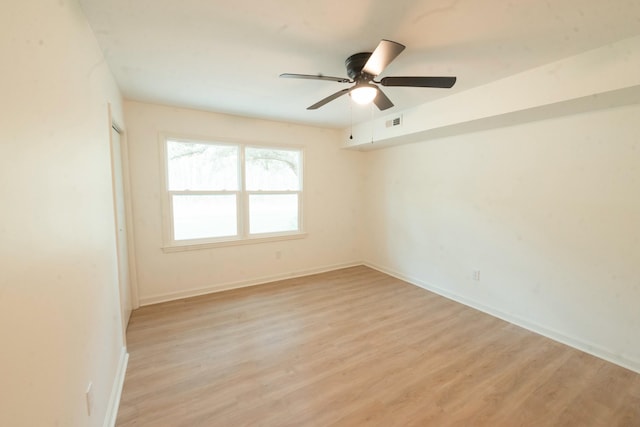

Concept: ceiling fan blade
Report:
left=307, top=88, right=350, bottom=110
left=380, top=76, right=457, bottom=88
left=280, top=73, right=351, bottom=83
left=373, top=88, right=394, bottom=111
left=362, top=40, right=406, bottom=77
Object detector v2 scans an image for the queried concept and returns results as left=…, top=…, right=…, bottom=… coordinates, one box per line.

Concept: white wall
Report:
left=0, top=2, right=126, bottom=426
left=124, top=101, right=363, bottom=304
left=362, top=103, right=640, bottom=372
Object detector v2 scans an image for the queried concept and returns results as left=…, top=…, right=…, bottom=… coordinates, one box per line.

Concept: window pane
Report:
left=172, top=195, right=237, bottom=240
left=167, top=140, right=238, bottom=191
left=245, top=147, right=301, bottom=191
left=249, top=194, right=298, bottom=234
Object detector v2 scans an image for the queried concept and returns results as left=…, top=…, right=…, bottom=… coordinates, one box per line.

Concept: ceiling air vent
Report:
left=386, top=115, right=402, bottom=128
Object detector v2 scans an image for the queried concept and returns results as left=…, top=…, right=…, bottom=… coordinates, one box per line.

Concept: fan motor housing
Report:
left=345, top=52, right=373, bottom=80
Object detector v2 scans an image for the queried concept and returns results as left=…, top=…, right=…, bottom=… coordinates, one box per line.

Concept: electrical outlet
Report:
left=473, top=270, right=481, bottom=281
left=85, top=382, right=94, bottom=416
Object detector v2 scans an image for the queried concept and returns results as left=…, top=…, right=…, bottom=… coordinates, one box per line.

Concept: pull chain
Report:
left=370, top=102, right=374, bottom=143
left=349, top=97, right=353, bottom=140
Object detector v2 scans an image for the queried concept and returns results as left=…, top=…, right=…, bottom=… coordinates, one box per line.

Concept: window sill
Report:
left=161, top=232, right=308, bottom=253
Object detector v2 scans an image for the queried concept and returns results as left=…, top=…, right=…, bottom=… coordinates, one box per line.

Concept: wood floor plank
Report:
left=116, top=266, right=640, bottom=426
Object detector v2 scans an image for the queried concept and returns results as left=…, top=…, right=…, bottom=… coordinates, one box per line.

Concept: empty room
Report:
left=2, top=0, right=640, bottom=426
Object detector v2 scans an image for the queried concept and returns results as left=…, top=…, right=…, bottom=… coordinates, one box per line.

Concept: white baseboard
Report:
left=364, top=261, right=640, bottom=375
left=139, top=261, right=363, bottom=306
left=103, top=346, right=129, bottom=427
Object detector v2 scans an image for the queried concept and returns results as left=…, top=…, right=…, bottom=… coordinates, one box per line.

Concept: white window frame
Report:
left=159, top=134, right=306, bottom=252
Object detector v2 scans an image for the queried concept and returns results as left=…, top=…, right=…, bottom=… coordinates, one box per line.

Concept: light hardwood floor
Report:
left=116, top=266, right=640, bottom=426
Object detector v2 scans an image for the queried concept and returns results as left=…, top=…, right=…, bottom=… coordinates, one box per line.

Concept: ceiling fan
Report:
left=280, top=39, right=457, bottom=111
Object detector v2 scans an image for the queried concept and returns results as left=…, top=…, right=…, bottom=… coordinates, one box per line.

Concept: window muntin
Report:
left=164, top=138, right=303, bottom=247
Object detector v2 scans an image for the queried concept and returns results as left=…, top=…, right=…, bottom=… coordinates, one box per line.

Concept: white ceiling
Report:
left=79, top=0, right=640, bottom=129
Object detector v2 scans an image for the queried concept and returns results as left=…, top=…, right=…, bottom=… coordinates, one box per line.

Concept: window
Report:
left=162, top=137, right=303, bottom=249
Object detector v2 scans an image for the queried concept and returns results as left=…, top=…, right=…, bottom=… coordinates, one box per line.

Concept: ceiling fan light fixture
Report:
left=350, top=84, right=377, bottom=105
left=281, top=39, right=457, bottom=111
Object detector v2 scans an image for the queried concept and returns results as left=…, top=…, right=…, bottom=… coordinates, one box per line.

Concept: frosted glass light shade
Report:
left=350, top=85, right=377, bottom=105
